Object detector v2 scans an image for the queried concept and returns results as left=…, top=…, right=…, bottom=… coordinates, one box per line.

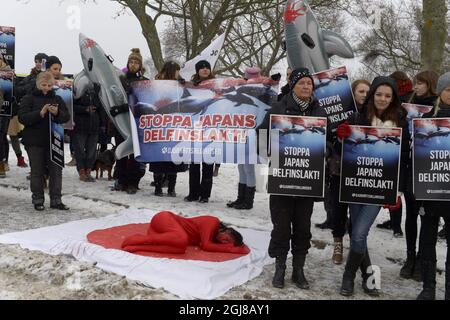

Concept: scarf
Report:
left=292, top=92, right=311, bottom=112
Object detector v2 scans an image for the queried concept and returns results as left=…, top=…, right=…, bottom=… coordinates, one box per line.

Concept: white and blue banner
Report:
left=129, top=78, right=279, bottom=164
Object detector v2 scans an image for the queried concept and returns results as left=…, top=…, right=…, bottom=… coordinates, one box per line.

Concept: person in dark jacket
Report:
left=398, top=70, right=439, bottom=281
left=184, top=60, right=216, bottom=203
left=416, top=72, right=450, bottom=300
left=260, top=67, right=328, bottom=290
left=15, top=53, right=49, bottom=104
left=73, top=87, right=102, bottom=182
left=18, top=71, right=70, bottom=211
left=336, top=76, right=410, bottom=297
left=112, top=48, right=147, bottom=194
left=150, top=61, right=187, bottom=197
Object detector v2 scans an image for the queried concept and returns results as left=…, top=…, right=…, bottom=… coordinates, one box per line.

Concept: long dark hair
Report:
left=219, top=222, right=244, bottom=247
left=156, top=61, right=181, bottom=80
left=367, top=84, right=400, bottom=124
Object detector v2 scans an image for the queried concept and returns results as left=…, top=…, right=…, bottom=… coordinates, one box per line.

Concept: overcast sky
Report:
left=1, top=0, right=367, bottom=79
left=1, top=0, right=156, bottom=74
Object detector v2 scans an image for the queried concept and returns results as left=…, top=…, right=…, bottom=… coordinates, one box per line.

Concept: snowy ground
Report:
left=0, top=144, right=447, bottom=300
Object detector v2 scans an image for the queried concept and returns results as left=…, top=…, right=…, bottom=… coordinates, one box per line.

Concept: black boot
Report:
left=227, top=183, right=246, bottom=208
left=154, top=174, right=164, bottom=196
left=340, top=250, right=365, bottom=296
left=360, top=250, right=380, bottom=297
left=445, top=261, right=450, bottom=300
left=399, top=251, right=416, bottom=279
left=292, top=255, right=310, bottom=290
left=272, top=256, right=286, bottom=289
left=167, top=174, right=177, bottom=197
left=412, top=253, right=422, bottom=282
left=234, top=186, right=255, bottom=210
left=417, top=260, right=436, bottom=300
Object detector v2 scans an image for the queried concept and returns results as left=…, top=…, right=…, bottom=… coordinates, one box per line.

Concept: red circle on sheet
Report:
left=87, top=223, right=249, bottom=262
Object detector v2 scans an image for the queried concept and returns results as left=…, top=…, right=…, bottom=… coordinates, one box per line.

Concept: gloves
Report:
left=383, top=196, right=402, bottom=210
left=336, top=121, right=351, bottom=139
left=271, top=73, right=282, bottom=82
left=177, top=77, right=186, bottom=85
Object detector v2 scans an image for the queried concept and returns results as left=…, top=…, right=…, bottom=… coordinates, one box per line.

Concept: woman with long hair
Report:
left=336, top=76, right=410, bottom=297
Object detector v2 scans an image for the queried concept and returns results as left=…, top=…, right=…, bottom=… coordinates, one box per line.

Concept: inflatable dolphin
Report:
left=75, top=33, right=133, bottom=159
left=284, top=0, right=354, bottom=72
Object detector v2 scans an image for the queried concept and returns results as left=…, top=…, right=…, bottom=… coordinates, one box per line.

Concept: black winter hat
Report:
left=195, top=60, right=211, bottom=74
left=45, top=56, right=62, bottom=70
left=289, top=67, right=314, bottom=90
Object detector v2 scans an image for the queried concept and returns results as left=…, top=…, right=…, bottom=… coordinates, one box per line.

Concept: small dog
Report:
left=94, top=149, right=116, bottom=180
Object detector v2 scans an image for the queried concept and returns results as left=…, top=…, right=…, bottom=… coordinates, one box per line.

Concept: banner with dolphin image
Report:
left=0, top=26, right=15, bottom=70
left=129, top=78, right=279, bottom=164
left=413, top=118, right=450, bottom=201
left=402, top=103, right=434, bottom=137
left=267, top=115, right=327, bottom=197
left=312, top=66, right=356, bottom=132
left=0, top=70, right=14, bottom=116
left=340, top=125, right=402, bottom=205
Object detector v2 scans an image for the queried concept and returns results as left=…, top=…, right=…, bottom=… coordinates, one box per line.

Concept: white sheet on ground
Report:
left=0, top=209, right=272, bottom=299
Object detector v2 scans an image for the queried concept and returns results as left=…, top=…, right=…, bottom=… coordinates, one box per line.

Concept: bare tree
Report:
left=349, top=0, right=449, bottom=79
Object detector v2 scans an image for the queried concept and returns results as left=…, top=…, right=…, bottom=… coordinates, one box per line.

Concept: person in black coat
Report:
left=260, top=67, right=329, bottom=290
left=416, top=72, right=450, bottom=300
left=111, top=48, right=147, bottom=194
left=18, top=71, right=70, bottom=211
left=336, top=76, right=410, bottom=297
left=73, top=87, right=102, bottom=182
left=184, top=60, right=216, bottom=203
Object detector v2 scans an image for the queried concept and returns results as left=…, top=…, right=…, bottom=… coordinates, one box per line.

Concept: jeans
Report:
left=349, top=204, right=381, bottom=254
left=73, top=132, right=98, bottom=171
left=238, top=164, right=256, bottom=187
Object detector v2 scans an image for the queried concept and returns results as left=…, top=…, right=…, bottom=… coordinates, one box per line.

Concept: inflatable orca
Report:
left=284, top=0, right=354, bottom=72
left=74, top=33, right=134, bottom=159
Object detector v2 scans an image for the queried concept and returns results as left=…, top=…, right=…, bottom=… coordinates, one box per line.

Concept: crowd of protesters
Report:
left=1, top=48, right=449, bottom=300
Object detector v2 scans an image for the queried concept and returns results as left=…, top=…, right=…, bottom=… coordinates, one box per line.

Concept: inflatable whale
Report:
left=284, top=0, right=354, bottom=72
left=74, top=33, right=134, bottom=159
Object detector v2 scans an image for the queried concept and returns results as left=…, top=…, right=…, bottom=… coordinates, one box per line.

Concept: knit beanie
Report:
left=289, top=67, right=314, bottom=90
left=128, top=48, right=143, bottom=66
left=195, top=60, right=211, bottom=74
left=436, top=72, right=450, bottom=96
left=244, top=67, right=262, bottom=80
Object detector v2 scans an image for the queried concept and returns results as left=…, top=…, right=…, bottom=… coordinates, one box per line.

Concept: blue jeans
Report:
left=349, top=204, right=381, bottom=254
left=238, top=164, right=256, bottom=187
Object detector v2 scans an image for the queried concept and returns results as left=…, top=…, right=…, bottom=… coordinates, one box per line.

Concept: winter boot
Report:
left=17, top=155, right=28, bottom=168
left=292, top=254, right=310, bottom=289
left=154, top=174, right=164, bottom=196
left=340, top=250, right=365, bottom=296
left=417, top=260, right=436, bottom=300
left=234, top=186, right=256, bottom=210
left=167, top=174, right=177, bottom=197
left=78, top=169, right=87, bottom=182
left=272, top=256, right=287, bottom=289
left=85, top=169, right=95, bottom=182
left=332, top=237, right=343, bottom=265
left=0, top=160, right=5, bottom=178
left=400, top=251, right=416, bottom=279
left=412, top=253, right=422, bottom=282
left=227, top=183, right=246, bottom=208
left=360, top=250, right=380, bottom=297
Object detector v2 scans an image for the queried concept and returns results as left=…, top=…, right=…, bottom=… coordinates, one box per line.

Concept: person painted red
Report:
left=121, top=211, right=250, bottom=255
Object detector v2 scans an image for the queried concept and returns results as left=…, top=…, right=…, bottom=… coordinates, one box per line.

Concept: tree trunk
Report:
left=421, top=0, right=448, bottom=73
